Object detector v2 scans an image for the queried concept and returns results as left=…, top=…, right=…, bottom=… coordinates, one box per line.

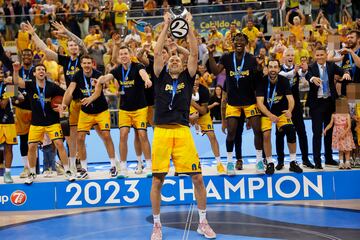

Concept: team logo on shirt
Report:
left=267, top=95, right=283, bottom=105
left=229, top=69, right=249, bottom=78
left=66, top=66, right=80, bottom=77
left=32, top=94, right=51, bottom=102
left=120, top=80, right=135, bottom=87
left=165, top=82, right=185, bottom=92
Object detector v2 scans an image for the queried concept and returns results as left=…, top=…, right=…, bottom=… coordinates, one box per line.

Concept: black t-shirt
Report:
left=25, top=80, right=65, bottom=126
left=256, top=75, right=291, bottom=116
left=58, top=54, right=82, bottom=99
left=14, top=66, right=34, bottom=110
left=110, top=62, right=147, bottom=111
left=154, top=68, right=195, bottom=126
left=219, top=52, right=259, bottom=106
left=280, top=64, right=300, bottom=102
left=209, top=95, right=221, bottom=120
left=342, top=50, right=360, bottom=83
left=0, top=83, right=15, bottom=124
left=145, top=57, right=155, bottom=106
left=196, top=84, right=209, bottom=116
left=71, top=70, right=108, bottom=114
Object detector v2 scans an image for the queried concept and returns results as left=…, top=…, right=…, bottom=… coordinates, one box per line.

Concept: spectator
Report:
left=16, top=23, right=31, bottom=59
left=294, top=40, right=310, bottom=65
left=320, top=0, right=337, bottom=28
left=285, top=8, right=306, bottom=42
left=113, top=0, right=129, bottom=36
left=140, top=23, right=153, bottom=43
left=242, top=20, right=260, bottom=48
left=223, top=23, right=240, bottom=52
left=208, top=85, right=222, bottom=120
left=261, top=11, right=273, bottom=36
left=144, top=0, right=157, bottom=16
left=198, top=36, right=208, bottom=64
left=3, top=0, right=18, bottom=41
left=15, top=0, right=31, bottom=24
left=0, top=7, right=5, bottom=36
left=75, top=0, right=90, bottom=38
left=124, top=27, right=141, bottom=45
left=42, top=0, right=56, bottom=37
left=241, top=7, right=259, bottom=29
left=88, top=41, right=107, bottom=73
left=84, top=25, right=103, bottom=48
left=100, top=0, right=113, bottom=36
left=208, top=25, right=223, bottom=57
left=299, top=0, right=312, bottom=24
left=31, top=4, right=46, bottom=39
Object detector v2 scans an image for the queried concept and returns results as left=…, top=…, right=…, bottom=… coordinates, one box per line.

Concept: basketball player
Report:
left=98, top=46, right=152, bottom=178
left=61, top=55, right=118, bottom=179
left=13, top=62, right=75, bottom=184
left=23, top=21, right=87, bottom=172
left=150, top=12, right=216, bottom=240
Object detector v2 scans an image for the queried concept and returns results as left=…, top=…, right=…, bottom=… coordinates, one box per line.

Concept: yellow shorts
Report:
left=226, top=104, right=261, bottom=119
left=14, top=107, right=32, bottom=135
left=0, top=124, right=18, bottom=145
left=198, top=112, right=214, bottom=132
left=190, top=106, right=197, bottom=115
left=118, top=107, right=148, bottom=130
left=69, top=100, right=81, bottom=126
left=77, top=110, right=111, bottom=132
left=152, top=125, right=201, bottom=174
left=147, top=105, right=154, bottom=126
left=261, top=114, right=293, bottom=132
left=28, top=124, right=63, bottom=143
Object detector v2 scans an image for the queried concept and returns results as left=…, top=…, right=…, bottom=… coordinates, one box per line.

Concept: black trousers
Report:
left=276, top=103, right=309, bottom=163
left=310, top=98, right=335, bottom=165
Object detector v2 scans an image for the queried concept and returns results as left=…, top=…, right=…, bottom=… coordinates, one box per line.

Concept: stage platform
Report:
left=1, top=163, right=360, bottom=212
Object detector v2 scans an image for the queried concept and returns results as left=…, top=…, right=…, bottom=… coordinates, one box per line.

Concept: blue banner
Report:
left=1, top=171, right=359, bottom=211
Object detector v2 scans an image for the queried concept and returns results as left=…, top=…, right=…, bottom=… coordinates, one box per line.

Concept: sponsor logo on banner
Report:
left=10, top=190, right=27, bottom=206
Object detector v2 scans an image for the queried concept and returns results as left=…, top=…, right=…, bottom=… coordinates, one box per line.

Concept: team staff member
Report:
left=13, top=63, right=75, bottom=185
left=98, top=46, right=152, bottom=178
left=256, top=60, right=303, bottom=174
left=276, top=48, right=313, bottom=170
left=306, top=46, right=351, bottom=169
left=61, top=55, right=119, bottom=179
left=0, top=68, right=17, bottom=183
left=150, top=12, right=216, bottom=240
left=190, top=78, right=226, bottom=175
left=23, top=21, right=87, bottom=172
left=209, top=32, right=263, bottom=174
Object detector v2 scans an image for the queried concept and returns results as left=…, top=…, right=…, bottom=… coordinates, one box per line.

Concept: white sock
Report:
left=63, top=164, right=69, bottom=172
left=266, top=157, right=273, bottom=163
left=198, top=209, right=207, bottom=223
left=256, top=150, right=263, bottom=163
left=5, top=168, right=11, bottom=172
left=120, top=161, right=127, bottom=171
left=70, top=157, right=76, bottom=168
left=146, top=159, right=151, bottom=168
left=227, top=152, right=233, bottom=163
left=80, top=160, right=87, bottom=170
left=153, top=214, right=161, bottom=224
left=30, top=167, right=36, bottom=174
left=290, top=153, right=296, bottom=162
left=21, top=156, right=28, bottom=168
left=110, top=158, right=116, bottom=167
left=215, top=156, right=221, bottom=164
left=137, top=155, right=142, bottom=164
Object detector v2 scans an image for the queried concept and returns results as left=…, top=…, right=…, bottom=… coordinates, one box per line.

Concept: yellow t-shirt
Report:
left=313, top=30, right=328, bottom=45
left=223, top=29, right=240, bottom=52
left=84, top=34, right=102, bottom=47
left=43, top=60, right=60, bottom=82
left=208, top=31, right=224, bottom=53
left=58, top=37, right=68, bottom=55
left=241, top=27, right=260, bottom=43
left=113, top=2, right=129, bottom=25
left=294, top=49, right=310, bottom=65
left=17, top=31, right=30, bottom=51
left=290, top=25, right=304, bottom=41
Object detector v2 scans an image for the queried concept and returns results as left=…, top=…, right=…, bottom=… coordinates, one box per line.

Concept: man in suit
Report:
left=306, top=46, right=351, bottom=169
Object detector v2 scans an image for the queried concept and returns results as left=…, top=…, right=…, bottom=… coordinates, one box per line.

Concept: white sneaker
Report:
left=44, top=170, right=56, bottom=178
left=65, top=170, right=76, bottom=182
left=117, top=169, right=128, bottom=179
left=25, top=173, right=36, bottom=185
left=135, top=163, right=143, bottom=174
left=145, top=165, right=152, bottom=178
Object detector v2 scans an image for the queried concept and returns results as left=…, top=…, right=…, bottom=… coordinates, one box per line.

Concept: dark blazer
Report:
left=305, top=61, right=344, bottom=109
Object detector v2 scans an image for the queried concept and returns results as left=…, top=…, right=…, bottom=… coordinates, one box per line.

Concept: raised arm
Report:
left=296, top=9, right=306, bottom=26
left=12, top=62, right=25, bottom=88
left=186, top=13, right=198, bottom=77
left=285, top=10, right=293, bottom=27
left=62, top=82, right=76, bottom=107
left=154, top=12, right=171, bottom=77
left=52, top=21, right=88, bottom=55
left=23, top=21, right=58, bottom=61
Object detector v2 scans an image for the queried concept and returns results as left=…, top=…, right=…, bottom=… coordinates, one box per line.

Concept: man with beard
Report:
left=257, top=59, right=303, bottom=174
left=23, top=21, right=87, bottom=173
left=98, top=46, right=152, bottom=179
left=150, top=12, right=216, bottom=240
left=339, top=30, right=360, bottom=95
left=209, top=33, right=264, bottom=175
left=13, top=63, right=75, bottom=184
left=61, top=55, right=119, bottom=179
left=276, top=48, right=313, bottom=170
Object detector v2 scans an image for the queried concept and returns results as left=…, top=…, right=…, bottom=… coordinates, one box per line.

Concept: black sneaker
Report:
left=77, top=168, right=89, bottom=179
left=302, top=161, right=315, bottom=169
left=275, top=163, right=284, bottom=171
left=315, top=164, right=323, bottom=170
left=109, top=166, right=117, bottom=178
left=289, top=161, right=303, bottom=173
left=235, top=159, right=243, bottom=170
left=325, top=159, right=339, bottom=167
left=265, top=162, right=275, bottom=175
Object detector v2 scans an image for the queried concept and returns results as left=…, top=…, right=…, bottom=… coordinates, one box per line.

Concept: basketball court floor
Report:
left=1, top=158, right=360, bottom=240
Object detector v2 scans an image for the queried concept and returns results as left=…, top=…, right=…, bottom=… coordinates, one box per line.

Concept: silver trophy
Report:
left=169, top=6, right=189, bottom=39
